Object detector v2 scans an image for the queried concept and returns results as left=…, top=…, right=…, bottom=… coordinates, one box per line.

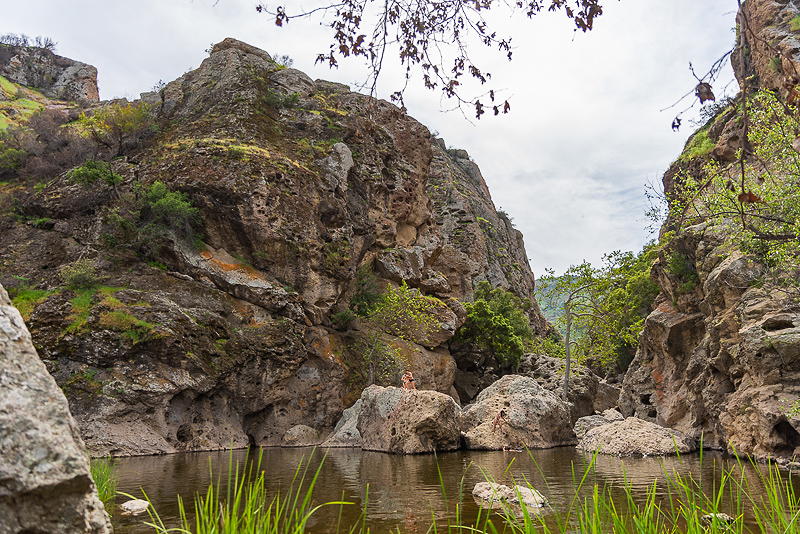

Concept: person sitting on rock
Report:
left=492, top=409, right=507, bottom=433
left=401, top=370, right=417, bottom=390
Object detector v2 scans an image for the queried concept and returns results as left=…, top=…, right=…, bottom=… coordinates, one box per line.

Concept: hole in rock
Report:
left=762, top=317, right=795, bottom=331
left=640, top=393, right=652, bottom=406
left=772, top=420, right=800, bottom=454
left=648, top=409, right=657, bottom=418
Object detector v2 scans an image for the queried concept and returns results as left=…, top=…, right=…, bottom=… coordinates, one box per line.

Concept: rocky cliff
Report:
left=0, top=39, right=548, bottom=455
left=620, top=0, right=800, bottom=460
left=0, top=283, right=110, bottom=533
left=0, top=43, right=98, bottom=102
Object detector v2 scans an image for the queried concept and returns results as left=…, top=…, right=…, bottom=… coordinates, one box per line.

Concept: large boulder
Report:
left=321, top=399, right=363, bottom=448
left=0, top=284, right=111, bottom=533
left=357, top=385, right=461, bottom=454
left=577, top=417, right=696, bottom=456
left=518, top=352, right=619, bottom=421
left=460, top=375, right=575, bottom=450
left=573, top=415, right=611, bottom=440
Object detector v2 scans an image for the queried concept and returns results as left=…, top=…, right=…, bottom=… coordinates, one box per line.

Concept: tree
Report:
left=537, top=244, right=659, bottom=394
left=78, top=102, right=153, bottom=156
left=256, top=0, right=605, bottom=118
left=453, top=281, right=534, bottom=370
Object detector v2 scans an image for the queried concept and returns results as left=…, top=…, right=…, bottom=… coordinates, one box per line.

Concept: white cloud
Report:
left=4, top=0, right=737, bottom=272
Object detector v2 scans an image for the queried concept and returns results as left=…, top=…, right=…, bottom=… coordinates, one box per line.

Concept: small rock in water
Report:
left=700, top=513, right=735, bottom=525
left=120, top=498, right=150, bottom=516
left=472, top=482, right=547, bottom=511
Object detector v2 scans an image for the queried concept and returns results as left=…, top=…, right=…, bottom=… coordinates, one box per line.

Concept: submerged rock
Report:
left=472, top=482, right=547, bottom=511
left=119, top=499, right=150, bottom=516
left=357, top=385, right=461, bottom=454
left=460, top=375, right=575, bottom=450
left=577, top=417, right=696, bottom=456
left=0, top=283, right=111, bottom=533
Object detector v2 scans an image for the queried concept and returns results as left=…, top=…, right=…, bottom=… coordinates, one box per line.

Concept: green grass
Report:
left=98, top=310, right=156, bottom=343
left=9, top=286, right=55, bottom=320
left=0, top=75, right=17, bottom=99
left=137, top=450, right=800, bottom=534
left=90, top=457, right=118, bottom=513
left=679, top=128, right=715, bottom=162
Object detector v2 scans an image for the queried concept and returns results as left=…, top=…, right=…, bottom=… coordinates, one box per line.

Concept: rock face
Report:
left=0, top=283, right=110, bottom=533
left=0, top=44, right=99, bottom=101
left=573, top=415, right=610, bottom=440
left=620, top=226, right=800, bottom=459
left=357, top=385, right=461, bottom=454
left=0, top=38, right=548, bottom=455
left=460, top=375, right=575, bottom=450
left=619, top=0, right=800, bottom=461
left=577, top=417, right=696, bottom=456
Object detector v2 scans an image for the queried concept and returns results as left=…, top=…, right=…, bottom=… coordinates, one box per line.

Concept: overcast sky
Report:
left=5, top=0, right=738, bottom=274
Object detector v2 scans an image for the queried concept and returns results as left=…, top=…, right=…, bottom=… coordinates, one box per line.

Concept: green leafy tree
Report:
left=454, top=281, right=534, bottom=370
left=79, top=101, right=153, bottom=156
left=367, top=281, right=444, bottom=346
left=67, top=160, right=123, bottom=195
left=538, top=244, right=659, bottom=394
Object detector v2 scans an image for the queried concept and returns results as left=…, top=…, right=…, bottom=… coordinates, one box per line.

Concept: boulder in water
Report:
left=357, top=385, right=461, bottom=454
left=321, top=399, right=363, bottom=448
left=578, top=417, right=696, bottom=456
left=460, top=375, right=575, bottom=450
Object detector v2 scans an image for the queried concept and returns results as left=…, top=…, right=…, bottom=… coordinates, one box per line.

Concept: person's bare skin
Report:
left=492, top=410, right=507, bottom=432
left=401, top=371, right=417, bottom=390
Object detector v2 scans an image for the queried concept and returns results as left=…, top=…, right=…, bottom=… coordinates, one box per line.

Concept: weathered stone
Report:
left=518, top=352, right=619, bottom=421
left=472, top=482, right=547, bottom=511
left=0, top=284, right=110, bottom=533
left=602, top=408, right=624, bottom=422
left=357, top=385, right=461, bottom=454
left=119, top=499, right=150, bottom=516
left=460, top=375, right=575, bottom=450
left=577, top=417, right=696, bottom=456
left=321, top=399, right=363, bottom=447
left=0, top=44, right=98, bottom=101
left=573, top=415, right=611, bottom=440
left=281, top=424, right=321, bottom=447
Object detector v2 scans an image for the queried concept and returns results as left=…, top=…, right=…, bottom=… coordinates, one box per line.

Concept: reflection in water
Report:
left=112, top=447, right=791, bottom=533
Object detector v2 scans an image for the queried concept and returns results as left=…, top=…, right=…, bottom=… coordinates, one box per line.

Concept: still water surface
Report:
left=111, top=447, right=785, bottom=533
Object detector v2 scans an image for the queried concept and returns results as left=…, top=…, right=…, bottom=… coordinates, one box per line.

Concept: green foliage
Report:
left=678, top=128, right=714, bottom=162
left=367, top=281, right=444, bottom=345
left=78, top=101, right=154, bottom=155
left=669, top=90, right=800, bottom=275
left=666, top=250, right=699, bottom=293
left=58, top=258, right=100, bottom=289
left=8, top=285, right=55, bottom=320
left=529, top=335, right=565, bottom=359
left=141, top=180, right=199, bottom=236
left=0, top=144, right=25, bottom=176
left=350, top=264, right=381, bottom=316
left=791, top=15, right=800, bottom=31
left=538, top=244, right=659, bottom=374
left=345, top=331, right=404, bottom=388
left=98, top=310, right=156, bottom=343
left=331, top=309, right=356, bottom=330
left=455, top=281, right=533, bottom=369
left=67, top=160, right=122, bottom=188
left=261, top=89, right=300, bottom=109
left=90, top=457, right=118, bottom=510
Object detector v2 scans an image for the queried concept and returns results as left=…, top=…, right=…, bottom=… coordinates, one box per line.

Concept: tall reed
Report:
left=138, top=449, right=800, bottom=534
left=90, top=457, right=118, bottom=511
